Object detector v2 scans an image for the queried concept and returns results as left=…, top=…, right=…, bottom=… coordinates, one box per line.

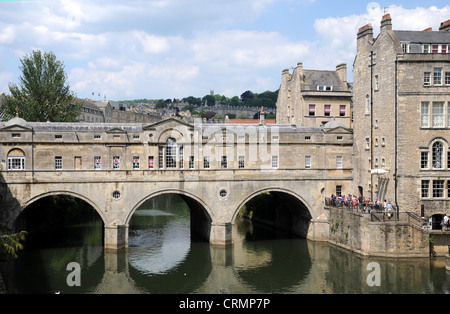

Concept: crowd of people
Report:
left=329, top=193, right=394, bottom=217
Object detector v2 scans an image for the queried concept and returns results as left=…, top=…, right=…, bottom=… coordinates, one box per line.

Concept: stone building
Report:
left=275, top=62, right=352, bottom=128
left=353, top=14, right=450, bottom=225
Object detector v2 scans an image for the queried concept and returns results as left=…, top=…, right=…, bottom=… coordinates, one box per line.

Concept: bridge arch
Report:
left=21, top=190, right=106, bottom=225
left=126, top=189, right=214, bottom=242
left=233, top=187, right=313, bottom=238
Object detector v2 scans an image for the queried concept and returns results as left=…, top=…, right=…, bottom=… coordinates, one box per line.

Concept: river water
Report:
left=1, top=194, right=449, bottom=294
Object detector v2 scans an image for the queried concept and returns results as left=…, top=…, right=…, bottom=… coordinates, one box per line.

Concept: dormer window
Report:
left=422, top=44, right=449, bottom=54
left=317, top=85, right=333, bottom=91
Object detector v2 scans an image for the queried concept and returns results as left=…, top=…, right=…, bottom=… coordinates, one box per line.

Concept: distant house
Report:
left=276, top=62, right=353, bottom=128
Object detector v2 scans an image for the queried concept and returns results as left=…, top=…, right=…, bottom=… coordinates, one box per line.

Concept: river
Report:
left=1, top=194, right=448, bottom=294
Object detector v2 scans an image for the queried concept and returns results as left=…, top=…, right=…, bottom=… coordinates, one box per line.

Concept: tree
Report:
left=3, top=50, right=80, bottom=122
left=240, top=90, right=254, bottom=103
left=0, top=231, right=27, bottom=260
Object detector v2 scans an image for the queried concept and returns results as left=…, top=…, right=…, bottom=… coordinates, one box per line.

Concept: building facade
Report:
left=353, top=14, right=450, bottom=223
left=276, top=62, right=352, bottom=128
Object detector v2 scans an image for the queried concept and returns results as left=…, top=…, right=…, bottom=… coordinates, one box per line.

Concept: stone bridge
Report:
left=0, top=116, right=353, bottom=249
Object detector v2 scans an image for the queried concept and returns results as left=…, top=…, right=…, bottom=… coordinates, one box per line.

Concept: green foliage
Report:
left=3, top=50, right=80, bottom=122
left=0, top=231, right=28, bottom=260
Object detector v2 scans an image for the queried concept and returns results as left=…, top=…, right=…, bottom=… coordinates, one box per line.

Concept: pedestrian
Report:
left=387, top=202, right=393, bottom=219
left=443, top=214, right=449, bottom=231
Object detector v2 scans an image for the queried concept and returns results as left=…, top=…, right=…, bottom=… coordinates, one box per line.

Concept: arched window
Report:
left=165, top=138, right=177, bottom=168
left=432, top=141, right=444, bottom=168
left=7, top=148, right=26, bottom=170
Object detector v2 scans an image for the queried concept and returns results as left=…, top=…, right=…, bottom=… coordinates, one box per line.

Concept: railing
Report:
left=325, top=197, right=434, bottom=227
left=325, top=197, right=400, bottom=221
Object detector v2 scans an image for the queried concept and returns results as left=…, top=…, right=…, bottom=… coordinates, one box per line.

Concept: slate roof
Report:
left=393, top=30, right=450, bottom=44
left=302, top=70, right=347, bottom=92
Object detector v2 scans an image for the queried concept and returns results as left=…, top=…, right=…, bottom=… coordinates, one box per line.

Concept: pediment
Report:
left=323, top=126, right=352, bottom=134
left=143, top=117, right=193, bottom=131
left=106, top=127, right=128, bottom=134
left=0, top=124, right=33, bottom=132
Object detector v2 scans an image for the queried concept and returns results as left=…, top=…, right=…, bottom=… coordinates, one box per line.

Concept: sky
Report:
left=0, top=0, right=449, bottom=101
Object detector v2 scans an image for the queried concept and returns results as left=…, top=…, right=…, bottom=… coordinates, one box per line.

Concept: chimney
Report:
left=423, top=27, right=432, bottom=32
left=357, top=24, right=373, bottom=40
left=336, top=63, right=347, bottom=85
left=259, top=106, right=265, bottom=125
left=380, top=14, right=392, bottom=32
left=439, top=19, right=450, bottom=32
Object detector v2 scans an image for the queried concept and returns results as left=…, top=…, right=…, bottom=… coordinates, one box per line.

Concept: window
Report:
left=55, top=135, right=62, bottom=140
left=112, top=191, right=121, bottom=200
left=158, top=147, right=164, bottom=169
left=365, top=95, right=370, bottom=115
left=204, top=156, right=210, bottom=169
left=148, top=156, right=154, bottom=169
left=336, top=185, right=342, bottom=197
left=55, top=156, right=62, bottom=170
left=381, top=158, right=386, bottom=168
left=113, top=156, right=120, bottom=169
left=7, top=156, right=25, bottom=170
left=272, top=156, right=278, bottom=169
left=165, top=138, right=177, bottom=168
left=365, top=137, right=370, bottom=150
left=189, top=156, right=194, bottom=169
left=381, top=137, right=386, bottom=147
left=309, top=105, right=316, bottom=116
left=12, top=133, right=21, bottom=138
left=424, top=72, right=431, bottom=86
left=324, top=105, right=331, bottom=116
left=336, top=156, right=342, bottom=169
left=94, top=156, right=101, bottom=170
left=423, top=44, right=430, bottom=53
left=305, top=156, right=311, bottom=169
left=375, top=75, right=379, bottom=91
left=133, top=135, right=140, bottom=140
left=432, top=141, right=444, bottom=168
left=445, top=72, right=450, bottom=85
left=432, top=45, right=439, bottom=53
left=421, top=180, right=430, bottom=198
left=179, top=146, right=184, bottom=169
left=433, top=68, right=442, bottom=85
left=317, top=85, right=333, bottom=91
left=442, top=45, right=447, bottom=54
left=421, top=152, right=428, bottom=169
left=432, top=102, right=444, bottom=127
left=433, top=180, right=444, bottom=198
left=339, top=105, right=346, bottom=117
left=239, top=156, right=245, bottom=169
left=421, top=102, right=429, bottom=127
left=221, top=156, right=227, bottom=169
left=133, top=156, right=140, bottom=169
left=304, top=136, right=311, bottom=141
left=94, top=135, right=101, bottom=140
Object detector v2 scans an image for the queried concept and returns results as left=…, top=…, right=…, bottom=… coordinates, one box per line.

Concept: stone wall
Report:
left=327, top=206, right=429, bottom=258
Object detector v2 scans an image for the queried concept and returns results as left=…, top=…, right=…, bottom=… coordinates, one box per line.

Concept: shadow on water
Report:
left=233, top=218, right=312, bottom=293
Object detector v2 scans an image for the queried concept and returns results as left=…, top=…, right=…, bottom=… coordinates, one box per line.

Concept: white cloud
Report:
left=1, top=1, right=450, bottom=100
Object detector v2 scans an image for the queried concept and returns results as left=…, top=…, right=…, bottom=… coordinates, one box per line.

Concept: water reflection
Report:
left=1, top=194, right=449, bottom=294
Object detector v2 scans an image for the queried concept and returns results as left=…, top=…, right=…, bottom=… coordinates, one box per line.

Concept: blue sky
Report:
left=0, top=0, right=449, bottom=101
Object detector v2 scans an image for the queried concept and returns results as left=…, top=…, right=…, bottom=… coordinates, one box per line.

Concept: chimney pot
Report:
left=439, top=19, right=450, bottom=31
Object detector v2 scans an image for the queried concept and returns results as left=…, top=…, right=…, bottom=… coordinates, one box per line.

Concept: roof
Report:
left=393, top=30, right=450, bottom=44
left=302, top=70, right=347, bottom=92
left=228, top=119, right=276, bottom=124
